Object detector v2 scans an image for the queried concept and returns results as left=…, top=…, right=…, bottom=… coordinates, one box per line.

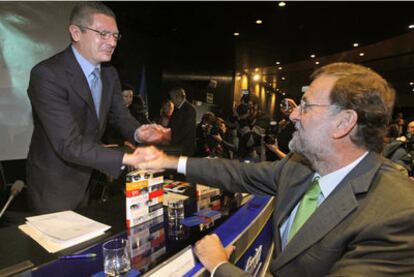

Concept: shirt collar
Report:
left=315, top=151, right=369, bottom=199
left=71, top=45, right=100, bottom=79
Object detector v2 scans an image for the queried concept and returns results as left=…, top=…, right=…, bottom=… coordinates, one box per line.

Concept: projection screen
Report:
left=0, top=2, right=77, bottom=160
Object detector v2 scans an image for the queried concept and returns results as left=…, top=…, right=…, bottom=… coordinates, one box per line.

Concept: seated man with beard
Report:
left=134, top=63, right=414, bottom=276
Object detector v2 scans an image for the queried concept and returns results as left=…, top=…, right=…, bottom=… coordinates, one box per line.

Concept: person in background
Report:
left=121, top=87, right=134, bottom=108
left=168, top=87, right=196, bottom=156
left=383, top=123, right=412, bottom=175
left=237, top=94, right=270, bottom=161
left=129, top=95, right=151, bottom=125
left=394, top=112, right=406, bottom=137
left=266, top=98, right=297, bottom=161
left=158, top=100, right=174, bottom=128
left=103, top=85, right=137, bottom=147
left=404, top=120, right=414, bottom=154
left=134, top=62, right=414, bottom=276
left=26, top=2, right=169, bottom=214
left=208, top=117, right=238, bottom=159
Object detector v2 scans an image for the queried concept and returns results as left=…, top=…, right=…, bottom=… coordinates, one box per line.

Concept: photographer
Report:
left=265, top=98, right=297, bottom=160
left=195, top=112, right=216, bottom=157
left=264, top=121, right=286, bottom=160
left=236, top=95, right=270, bottom=161
left=209, top=117, right=238, bottom=159
left=383, top=123, right=412, bottom=176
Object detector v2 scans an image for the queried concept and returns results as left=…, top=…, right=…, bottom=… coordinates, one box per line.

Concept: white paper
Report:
left=19, top=224, right=105, bottom=253
left=26, top=210, right=110, bottom=241
left=19, top=210, right=111, bottom=253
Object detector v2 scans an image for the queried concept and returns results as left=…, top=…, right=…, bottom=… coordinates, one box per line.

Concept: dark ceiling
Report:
left=107, top=1, right=414, bottom=71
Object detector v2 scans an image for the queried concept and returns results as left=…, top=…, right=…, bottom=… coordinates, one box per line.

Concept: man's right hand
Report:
left=124, top=146, right=179, bottom=171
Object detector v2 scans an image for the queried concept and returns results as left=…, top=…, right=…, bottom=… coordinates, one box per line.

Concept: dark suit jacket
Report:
left=168, top=100, right=196, bottom=156
left=26, top=46, right=140, bottom=213
left=185, top=152, right=414, bottom=276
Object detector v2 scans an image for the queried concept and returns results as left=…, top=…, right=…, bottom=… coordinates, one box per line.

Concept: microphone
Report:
left=0, top=180, right=25, bottom=219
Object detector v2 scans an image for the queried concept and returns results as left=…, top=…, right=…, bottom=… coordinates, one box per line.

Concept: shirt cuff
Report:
left=177, top=156, right=188, bottom=175
left=211, top=261, right=229, bottom=277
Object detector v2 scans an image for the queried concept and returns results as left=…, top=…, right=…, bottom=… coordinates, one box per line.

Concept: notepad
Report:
left=19, top=211, right=111, bottom=253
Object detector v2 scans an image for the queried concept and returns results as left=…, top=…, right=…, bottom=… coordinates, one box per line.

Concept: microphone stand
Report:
left=0, top=194, right=15, bottom=219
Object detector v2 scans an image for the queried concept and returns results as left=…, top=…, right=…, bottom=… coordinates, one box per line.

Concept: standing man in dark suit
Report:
left=168, top=88, right=196, bottom=156
left=26, top=2, right=169, bottom=214
left=135, top=63, right=414, bottom=276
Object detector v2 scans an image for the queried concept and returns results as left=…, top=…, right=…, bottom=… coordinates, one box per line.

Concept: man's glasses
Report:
left=298, top=99, right=334, bottom=114
left=78, top=25, right=122, bottom=41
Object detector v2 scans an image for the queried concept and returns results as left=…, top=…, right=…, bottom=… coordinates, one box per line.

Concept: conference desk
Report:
left=0, top=192, right=274, bottom=277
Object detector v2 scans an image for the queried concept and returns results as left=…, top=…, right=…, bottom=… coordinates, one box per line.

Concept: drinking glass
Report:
left=102, top=238, right=131, bottom=277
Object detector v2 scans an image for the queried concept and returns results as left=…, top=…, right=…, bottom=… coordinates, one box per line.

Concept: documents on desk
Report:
left=18, top=211, right=111, bottom=253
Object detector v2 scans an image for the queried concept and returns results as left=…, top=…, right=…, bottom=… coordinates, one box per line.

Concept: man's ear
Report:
left=69, top=25, right=81, bottom=42
left=332, top=109, right=358, bottom=139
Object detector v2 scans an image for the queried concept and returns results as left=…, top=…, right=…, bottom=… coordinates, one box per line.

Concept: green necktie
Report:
left=288, top=176, right=321, bottom=242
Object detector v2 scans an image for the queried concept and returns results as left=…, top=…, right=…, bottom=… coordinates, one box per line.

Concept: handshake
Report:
left=122, top=123, right=179, bottom=171
left=122, top=145, right=179, bottom=172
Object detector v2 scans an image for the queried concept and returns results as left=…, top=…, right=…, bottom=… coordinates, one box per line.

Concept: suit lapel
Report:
left=274, top=164, right=314, bottom=253
left=274, top=152, right=383, bottom=270
left=64, top=47, right=98, bottom=122
left=275, top=175, right=313, bottom=232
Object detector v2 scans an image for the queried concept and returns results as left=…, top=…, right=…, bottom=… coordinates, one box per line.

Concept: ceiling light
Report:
left=253, top=74, right=261, bottom=81
left=256, top=19, right=263, bottom=24
left=359, top=52, right=365, bottom=57
left=233, top=32, right=239, bottom=36
left=278, top=2, right=286, bottom=7
left=276, top=61, right=280, bottom=65
left=282, top=92, right=286, bottom=96
left=278, top=66, right=283, bottom=70
left=315, top=61, right=320, bottom=65
left=410, top=82, right=414, bottom=86
left=409, top=24, right=414, bottom=29
left=412, top=88, right=414, bottom=92
left=353, top=42, right=359, bottom=47
left=281, top=77, right=286, bottom=80
left=310, top=54, right=316, bottom=58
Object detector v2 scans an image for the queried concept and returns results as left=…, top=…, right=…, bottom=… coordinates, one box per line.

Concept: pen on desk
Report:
left=59, top=253, right=97, bottom=260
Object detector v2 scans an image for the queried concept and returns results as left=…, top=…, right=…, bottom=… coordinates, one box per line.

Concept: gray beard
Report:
left=288, top=131, right=325, bottom=169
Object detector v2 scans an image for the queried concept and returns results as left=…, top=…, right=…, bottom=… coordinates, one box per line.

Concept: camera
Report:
left=209, top=124, right=222, bottom=136
left=280, top=98, right=289, bottom=111
left=264, top=121, right=278, bottom=145
left=236, top=103, right=249, bottom=117
left=264, top=134, right=276, bottom=145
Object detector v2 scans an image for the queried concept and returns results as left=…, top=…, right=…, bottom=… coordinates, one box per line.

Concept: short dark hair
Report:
left=169, top=88, right=186, bottom=99
left=386, top=124, right=400, bottom=139
left=122, top=83, right=134, bottom=92
left=70, top=2, right=115, bottom=28
left=312, top=62, right=395, bottom=153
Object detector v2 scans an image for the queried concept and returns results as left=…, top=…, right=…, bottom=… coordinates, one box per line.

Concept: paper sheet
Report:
left=20, top=210, right=111, bottom=253
left=26, top=210, right=110, bottom=241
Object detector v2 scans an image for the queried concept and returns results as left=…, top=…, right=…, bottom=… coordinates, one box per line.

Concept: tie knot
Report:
left=305, top=176, right=321, bottom=199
